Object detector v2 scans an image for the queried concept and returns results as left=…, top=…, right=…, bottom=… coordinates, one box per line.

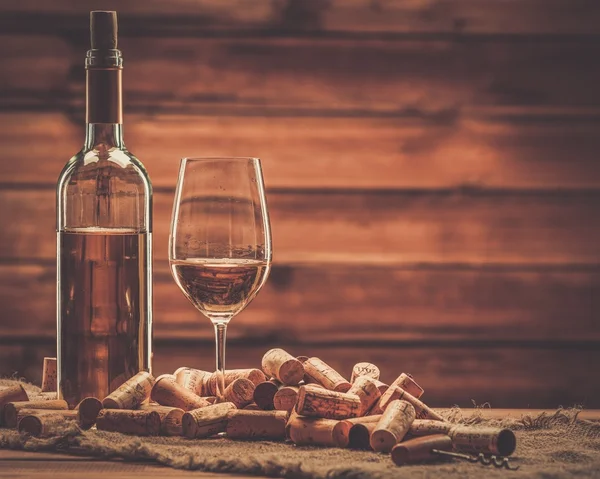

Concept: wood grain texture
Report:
left=2, top=113, right=600, bottom=189
left=1, top=263, right=598, bottom=342
left=2, top=342, right=598, bottom=408
left=1, top=188, right=599, bottom=265
left=2, top=35, right=600, bottom=113
left=153, top=343, right=600, bottom=408
left=0, top=450, right=243, bottom=478
left=1, top=0, right=599, bottom=35
left=1, top=2, right=598, bottom=412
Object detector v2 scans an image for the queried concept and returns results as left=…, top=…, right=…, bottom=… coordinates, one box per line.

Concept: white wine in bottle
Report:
left=56, top=11, right=152, bottom=407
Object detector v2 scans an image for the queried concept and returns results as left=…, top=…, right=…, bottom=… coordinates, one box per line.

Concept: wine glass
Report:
left=169, top=157, right=272, bottom=399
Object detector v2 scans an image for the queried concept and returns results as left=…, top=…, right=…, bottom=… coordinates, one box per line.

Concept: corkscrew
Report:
left=431, top=449, right=520, bottom=470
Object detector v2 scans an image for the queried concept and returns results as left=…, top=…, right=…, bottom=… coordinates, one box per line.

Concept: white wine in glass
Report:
left=171, top=258, right=270, bottom=320
left=169, top=158, right=272, bottom=399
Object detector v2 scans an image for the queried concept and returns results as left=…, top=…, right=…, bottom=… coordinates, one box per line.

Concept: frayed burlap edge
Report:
left=0, top=424, right=390, bottom=479
left=444, top=405, right=600, bottom=438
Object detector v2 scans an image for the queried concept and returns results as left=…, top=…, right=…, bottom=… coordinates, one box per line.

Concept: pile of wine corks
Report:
left=0, top=350, right=517, bottom=467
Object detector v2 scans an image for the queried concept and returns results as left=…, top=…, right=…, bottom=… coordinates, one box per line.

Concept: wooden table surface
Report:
left=0, top=450, right=248, bottom=479
left=2, top=409, right=598, bottom=479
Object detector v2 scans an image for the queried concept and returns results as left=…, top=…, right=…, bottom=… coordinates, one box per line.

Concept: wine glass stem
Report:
left=213, top=322, right=227, bottom=400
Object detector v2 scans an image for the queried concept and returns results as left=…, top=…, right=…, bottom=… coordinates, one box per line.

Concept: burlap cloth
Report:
left=1, top=380, right=599, bottom=478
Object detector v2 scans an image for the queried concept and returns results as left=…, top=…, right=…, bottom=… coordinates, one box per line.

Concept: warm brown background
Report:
left=1, top=0, right=599, bottom=408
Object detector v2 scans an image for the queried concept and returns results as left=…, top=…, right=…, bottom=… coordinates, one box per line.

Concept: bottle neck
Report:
left=84, top=49, right=125, bottom=150
left=84, top=123, right=124, bottom=150
left=86, top=67, right=123, bottom=124
left=85, top=62, right=124, bottom=150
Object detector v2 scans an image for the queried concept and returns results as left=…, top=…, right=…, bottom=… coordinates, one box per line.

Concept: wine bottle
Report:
left=56, top=11, right=152, bottom=407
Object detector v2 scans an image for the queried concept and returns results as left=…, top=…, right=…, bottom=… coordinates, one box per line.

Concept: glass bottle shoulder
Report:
left=57, top=143, right=152, bottom=232
left=58, top=145, right=152, bottom=196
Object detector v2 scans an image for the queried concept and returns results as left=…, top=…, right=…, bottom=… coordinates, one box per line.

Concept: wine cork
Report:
left=303, top=357, right=351, bottom=392
left=146, top=405, right=185, bottom=436
left=390, top=373, right=424, bottom=399
left=244, top=403, right=261, bottom=411
left=348, top=421, right=378, bottom=449
left=205, top=369, right=267, bottom=396
left=36, top=392, right=58, bottom=401
left=140, top=404, right=186, bottom=435
left=298, top=358, right=317, bottom=384
left=285, top=409, right=299, bottom=440
left=160, top=408, right=185, bottom=437
left=273, top=386, right=299, bottom=412
left=223, top=378, right=255, bottom=409
left=288, top=415, right=340, bottom=447
left=296, top=384, right=361, bottom=420
left=226, top=410, right=288, bottom=440
left=253, top=380, right=281, bottom=410
left=350, top=362, right=380, bottom=383
left=96, top=409, right=161, bottom=436
left=296, top=356, right=319, bottom=384
left=0, top=384, right=28, bottom=426
left=41, top=357, right=57, bottom=393
left=76, top=397, right=103, bottom=429
left=347, top=376, right=382, bottom=415
left=377, top=385, right=405, bottom=412
left=332, top=415, right=382, bottom=448
left=102, top=371, right=155, bottom=409
left=372, top=379, right=389, bottom=395
left=370, top=400, right=416, bottom=452
left=174, top=367, right=212, bottom=396
left=18, top=411, right=78, bottom=437
left=90, top=10, right=118, bottom=50
left=367, top=381, right=389, bottom=414
left=182, top=402, right=237, bottom=439
left=15, top=408, right=77, bottom=424
left=369, top=404, right=383, bottom=415
left=391, top=434, right=453, bottom=465
left=4, top=400, right=68, bottom=428
left=409, top=419, right=453, bottom=437
left=378, top=386, right=443, bottom=421
left=150, top=375, right=211, bottom=411
left=449, top=426, right=517, bottom=457
left=261, top=349, right=304, bottom=385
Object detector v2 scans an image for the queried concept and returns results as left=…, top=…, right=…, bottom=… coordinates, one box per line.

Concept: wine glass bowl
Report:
left=169, top=157, right=272, bottom=398
left=171, top=258, right=270, bottom=322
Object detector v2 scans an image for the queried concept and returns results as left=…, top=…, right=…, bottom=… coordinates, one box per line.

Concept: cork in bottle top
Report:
left=90, top=11, right=118, bottom=49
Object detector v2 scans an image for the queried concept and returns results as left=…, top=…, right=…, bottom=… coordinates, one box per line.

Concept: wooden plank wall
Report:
left=1, top=0, right=599, bottom=408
